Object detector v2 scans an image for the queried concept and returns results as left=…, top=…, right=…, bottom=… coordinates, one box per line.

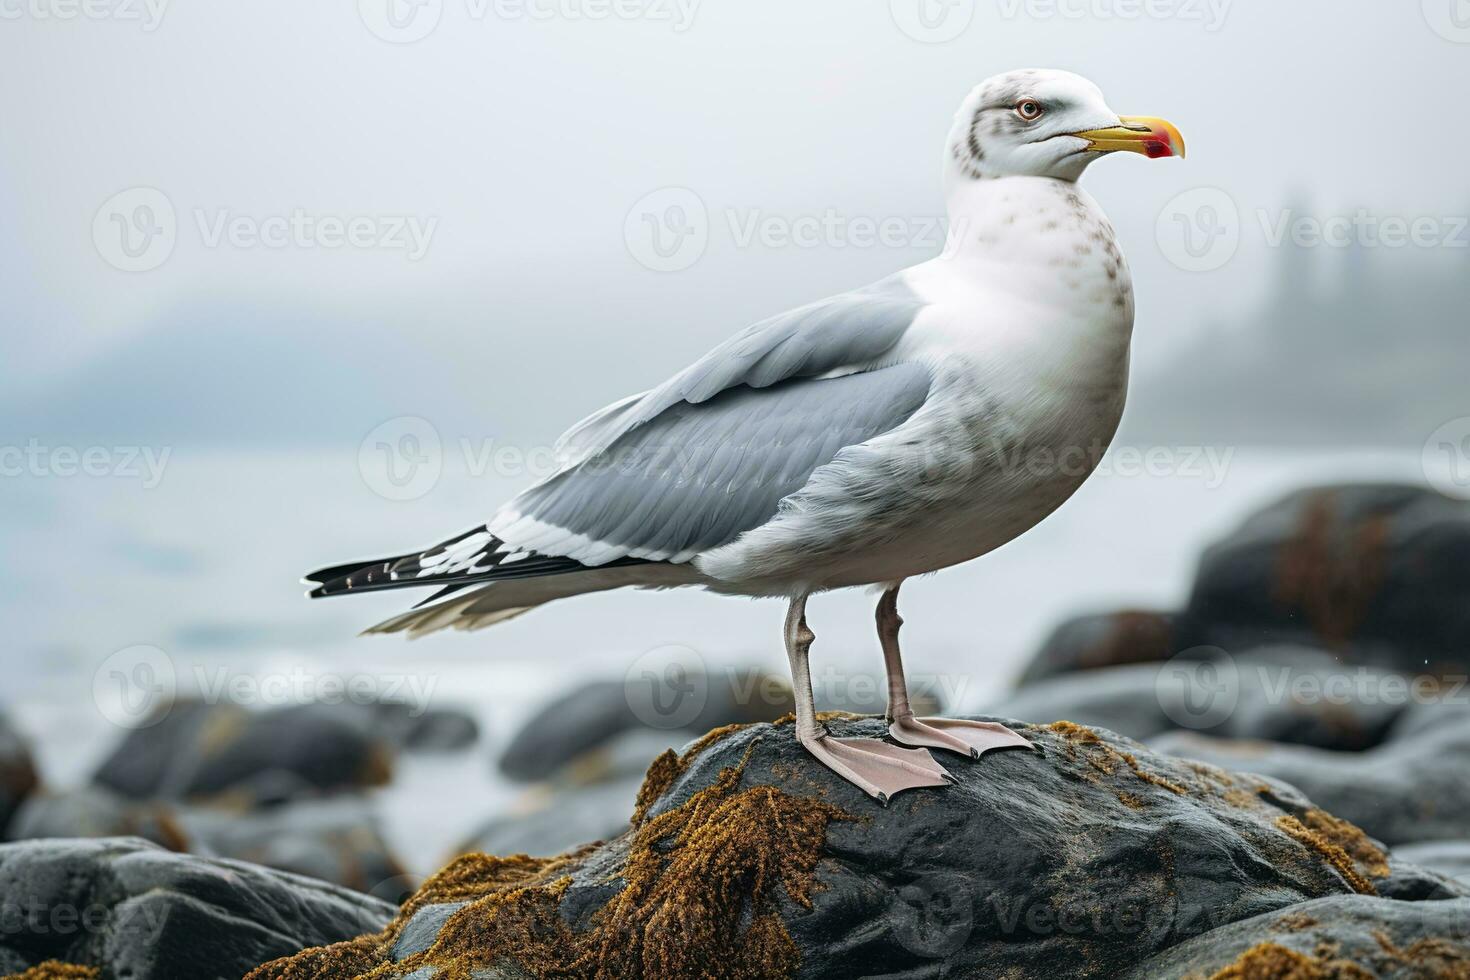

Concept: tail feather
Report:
left=360, top=562, right=699, bottom=638
left=305, top=524, right=650, bottom=600
left=306, top=523, right=695, bottom=638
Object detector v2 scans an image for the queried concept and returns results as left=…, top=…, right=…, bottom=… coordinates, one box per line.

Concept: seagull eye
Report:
left=1015, top=99, right=1044, bottom=121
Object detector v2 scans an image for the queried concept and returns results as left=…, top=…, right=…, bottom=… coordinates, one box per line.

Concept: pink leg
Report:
left=878, top=583, right=1035, bottom=759
left=783, top=594, right=950, bottom=804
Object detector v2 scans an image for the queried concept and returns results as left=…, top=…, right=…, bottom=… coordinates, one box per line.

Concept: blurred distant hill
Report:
left=5, top=217, right=1465, bottom=452
left=1123, top=219, right=1470, bottom=448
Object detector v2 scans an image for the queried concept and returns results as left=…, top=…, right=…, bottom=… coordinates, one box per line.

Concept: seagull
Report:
left=305, top=69, right=1184, bottom=803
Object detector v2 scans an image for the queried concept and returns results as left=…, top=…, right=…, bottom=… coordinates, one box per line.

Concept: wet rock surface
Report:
left=0, top=837, right=394, bottom=980
left=246, top=716, right=1453, bottom=980
left=1149, top=706, right=1470, bottom=848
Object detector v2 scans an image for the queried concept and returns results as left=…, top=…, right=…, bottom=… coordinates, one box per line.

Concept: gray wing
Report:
left=546, top=272, right=924, bottom=474
left=491, top=361, right=932, bottom=565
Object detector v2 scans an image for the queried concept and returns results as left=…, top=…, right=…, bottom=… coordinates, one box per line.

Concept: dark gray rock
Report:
left=1016, top=608, right=1179, bottom=687
left=93, top=701, right=393, bottom=804
left=370, top=702, right=479, bottom=752
left=1149, top=713, right=1470, bottom=847
left=0, top=712, right=39, bottom=836
left=9, top=787, right=404, bottom=893
left=261, top=717, right=1416, bottom=980
left=632, top=718, right=1400, bottom=979
left=1126, top=895, right=1470, bottom=979
left=498, top=668, right=795, bottom=782
left=997, top=648, right=1408, bottom=751
left=1177, top=483, right=1470, bottom=673
left=0, top=836, right=394, bottom=979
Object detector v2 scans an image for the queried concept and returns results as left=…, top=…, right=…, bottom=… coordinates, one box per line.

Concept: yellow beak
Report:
left=1071, top=116, right=1186, bottom=159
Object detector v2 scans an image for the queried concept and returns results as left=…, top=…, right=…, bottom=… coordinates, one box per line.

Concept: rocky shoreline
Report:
left=2, top=482, right=1468, bottom=978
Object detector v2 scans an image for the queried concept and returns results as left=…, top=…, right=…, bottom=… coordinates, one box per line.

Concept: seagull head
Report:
left=946, top=69, right=1185, bottom=183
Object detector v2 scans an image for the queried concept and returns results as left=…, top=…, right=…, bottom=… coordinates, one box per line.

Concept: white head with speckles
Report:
left=946, top=69, right=1184, bottom=186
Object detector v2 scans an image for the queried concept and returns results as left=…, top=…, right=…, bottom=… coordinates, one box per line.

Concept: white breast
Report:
left=697, top=176, right=1135, bottom=596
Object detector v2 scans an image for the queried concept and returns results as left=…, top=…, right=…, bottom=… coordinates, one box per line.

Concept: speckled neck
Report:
left=940, top=176, right=1135, bottom=326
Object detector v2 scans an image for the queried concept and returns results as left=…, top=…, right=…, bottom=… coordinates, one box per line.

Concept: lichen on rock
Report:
left=1201, top=942, right=1375, bottom=979
left=1, top=964, right=100, bottom=980
left=250, top=737, right=846, bottom=980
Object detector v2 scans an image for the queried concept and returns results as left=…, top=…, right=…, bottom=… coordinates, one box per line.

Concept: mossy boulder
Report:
left=1177, top=484, right=1470, bottom=673
left=247, top=715, right=1449, bottom=980
left=1125, top=894, right=1470, bottom=979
